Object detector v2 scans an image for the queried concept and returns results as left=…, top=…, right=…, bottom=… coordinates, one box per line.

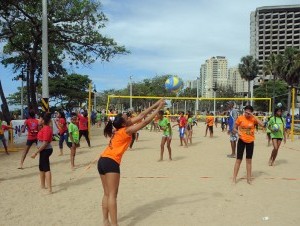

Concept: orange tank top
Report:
left=235, top=115, right=258, bottom=143
left=101, top=127, right=132, bottom=164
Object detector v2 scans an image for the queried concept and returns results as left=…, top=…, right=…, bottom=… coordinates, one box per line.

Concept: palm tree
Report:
left=262, top=53, right=284, bottom=113
left=238, top=56, right=259, bottom=104
left=281, top=47, right=300, bottom=112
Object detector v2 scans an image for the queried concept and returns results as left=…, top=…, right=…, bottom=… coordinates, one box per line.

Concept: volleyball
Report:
left=277, top=102, right=282, bottom=108
left=165, top=76, right=183, bottom=92
left=272, top=124, right=280, bottom=132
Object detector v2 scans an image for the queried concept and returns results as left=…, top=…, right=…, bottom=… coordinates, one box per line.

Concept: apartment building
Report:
left=228, top=67, right=248, bottom=95
left=250, top=5, right=300, bottom=80
left=199, top=56, right=228, bottom=98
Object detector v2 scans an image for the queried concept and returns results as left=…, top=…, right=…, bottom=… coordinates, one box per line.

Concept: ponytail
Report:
left=104, top=120, right=114, bottom=138
left=104, top=113, right=125, bottom=138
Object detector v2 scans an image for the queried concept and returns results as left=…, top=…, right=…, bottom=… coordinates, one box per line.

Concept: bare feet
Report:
left=227, top=154, right=236, bottom=158
left=103, top=219, right=111, bottom=226
left=247, top=179, right=252, bottom=185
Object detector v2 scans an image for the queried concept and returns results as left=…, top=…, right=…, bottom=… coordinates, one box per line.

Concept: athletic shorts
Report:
left=0, top=134, right=5, bottom=141
left=39, top=148, right=53, bottom=172
left=98, top=157, right=120, bottom=175
left=272, top=138, right=283, bottom=141
left=179, top=127, right=185, bottom=138
left=208, top=126, right=213, bottom=133
left=26, top=139, right=37, bottom=146
left=162, top=134, right=172, bottom=138
left=67, top=141, right=79, bottom=148
left=237, top=139, right=254, bottom=160
left=229, top=132, right=238, bottom=142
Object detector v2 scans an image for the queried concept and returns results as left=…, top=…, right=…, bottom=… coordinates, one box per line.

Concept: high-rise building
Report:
left=250, top=5, right=300, bottom=80
left=228, top=67, right=248, bottom=95
left=200, top=56, right=228, bottom=98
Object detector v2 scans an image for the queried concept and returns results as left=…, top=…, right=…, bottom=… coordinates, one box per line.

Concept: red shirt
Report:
left=77, top=114, right=88, bottom=130
left=25, top=118, right=39, bottom=140
left=57, top=118, right=67, bottom=134
left=179, top=116, right=187, bottom=128
left=37, top=125, right=53, bottom=142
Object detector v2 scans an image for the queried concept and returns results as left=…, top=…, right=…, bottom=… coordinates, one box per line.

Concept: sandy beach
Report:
left=0, top=122, right=299, bottom=226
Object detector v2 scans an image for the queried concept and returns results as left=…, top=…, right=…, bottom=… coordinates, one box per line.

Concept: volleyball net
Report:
left=106, top=95, right=272, bottom=117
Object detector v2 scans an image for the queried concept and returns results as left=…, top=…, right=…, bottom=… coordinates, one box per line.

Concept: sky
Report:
left=0, top=0, right=299, bottom=99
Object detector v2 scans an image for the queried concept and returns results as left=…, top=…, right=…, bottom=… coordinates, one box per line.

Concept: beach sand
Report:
left=0, top=123, right=299, bottom=226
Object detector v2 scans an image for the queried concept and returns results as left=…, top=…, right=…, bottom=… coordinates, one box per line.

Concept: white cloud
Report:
left=98, top=0, right=299, bottom=83
left=1, top=0, right=299, bottom=95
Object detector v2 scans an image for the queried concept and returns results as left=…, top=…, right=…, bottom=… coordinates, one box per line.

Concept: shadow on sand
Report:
left=119, top=192, right=206, bottom=226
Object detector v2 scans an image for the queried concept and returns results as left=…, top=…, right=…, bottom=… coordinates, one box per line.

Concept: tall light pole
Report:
left=213, top=82, right=217, bottom=116
left=196, top=77, right=200, bottom=115
left=129, top=76, right=133, bottom=109
left=42, top=0, right=49, bottom=112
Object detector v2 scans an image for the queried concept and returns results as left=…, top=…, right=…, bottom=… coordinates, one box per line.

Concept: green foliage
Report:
left=254, top=80, right=288, bottom=111
left=281, top=47, right=300, bottom=86
left=238, top=55, right=259, bottom=98
left=49, top=74, right=91, bottom=110
left=0, top=0, right=128, bottom=111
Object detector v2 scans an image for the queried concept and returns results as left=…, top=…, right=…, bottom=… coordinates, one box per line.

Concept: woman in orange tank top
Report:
left=98, top=99, right=165, bottom=226
left=232, top=105, right=264, bottom=184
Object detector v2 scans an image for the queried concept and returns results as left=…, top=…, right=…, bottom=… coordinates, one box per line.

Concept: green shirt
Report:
left=96, top=113, right=101, bottom=121
left=268, top=116, right=285, bottom=139
left=158, top=117, right=171, bottom=136
left=68, top=122, right=79, bottom=143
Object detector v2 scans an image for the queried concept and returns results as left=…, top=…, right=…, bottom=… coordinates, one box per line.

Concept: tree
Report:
left=262, top=53, right=284, bottom=112
left=280, top=47, right=300, bottom=112
left=49, top=74, right=91, bottom=110
left=0, top=0, right=128, bottom=112
left=254, top=80, right=288, bottom=112
left=238, top=56, right=259, bottom=101
left=0, top=80, right=11, bottom=123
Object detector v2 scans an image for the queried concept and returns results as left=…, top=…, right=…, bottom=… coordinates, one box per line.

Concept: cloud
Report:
left=85, top=0, right=300, bottom=90
left=1, top=0, right=299, bottom=96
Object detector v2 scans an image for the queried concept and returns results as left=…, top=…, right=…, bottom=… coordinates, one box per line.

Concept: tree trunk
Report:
left=29, top=59, right=38, bottom=112
left=0, top=80, right=11, bottom=123
left=26, top=63, right=30, bottom=109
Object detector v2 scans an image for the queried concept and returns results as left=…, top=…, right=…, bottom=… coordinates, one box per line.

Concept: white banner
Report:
left=10, top=119, right=59, bottom=144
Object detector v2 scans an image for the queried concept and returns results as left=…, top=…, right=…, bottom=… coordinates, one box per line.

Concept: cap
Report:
left=227, top=101, right=235, bottom=105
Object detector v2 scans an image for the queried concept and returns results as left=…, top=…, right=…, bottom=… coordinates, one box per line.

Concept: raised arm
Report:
left=251, top=113, right=265, bottom=127
left=128, top=99, right=164, bottom=125
left=126, top=100, right=165, bottom=134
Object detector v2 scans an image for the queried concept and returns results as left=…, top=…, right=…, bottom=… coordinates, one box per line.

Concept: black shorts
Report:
left=208, top=126, right=213, bottom=133
left=237, top=139, right=254, bottom=160
left=272, top=138, right=283, bottom=141
left=39, top=148, right=53, bottom=172
left=67, top=141, right=80, bottom=148
left=26, top=139, right=37, bottom=146
left=98, top=157, right=120, bottom=175
left=67, top=141, right=73, bottom=148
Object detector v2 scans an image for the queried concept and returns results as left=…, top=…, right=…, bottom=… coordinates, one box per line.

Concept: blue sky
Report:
left=1, top=0, right=299, bottom=100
